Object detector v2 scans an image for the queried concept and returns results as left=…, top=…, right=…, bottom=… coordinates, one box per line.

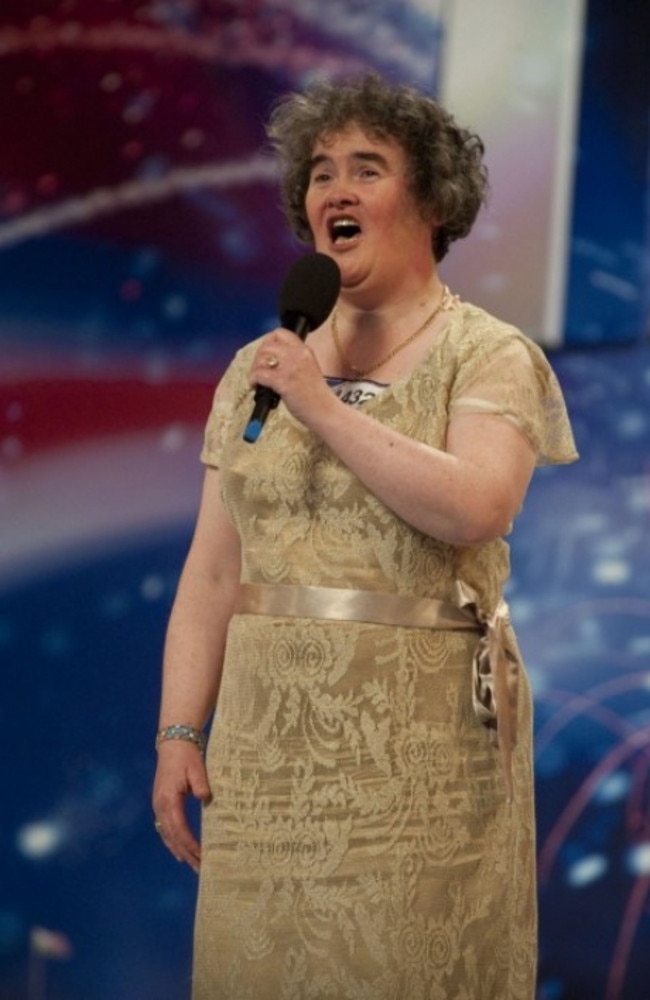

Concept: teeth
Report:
left=331, top=218, right=361, bottom=242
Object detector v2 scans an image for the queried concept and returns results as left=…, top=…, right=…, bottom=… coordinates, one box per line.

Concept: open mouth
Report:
left=329, top=217, right=362, bottom=244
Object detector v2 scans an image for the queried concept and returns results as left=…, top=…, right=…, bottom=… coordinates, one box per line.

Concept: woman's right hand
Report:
left=152, top=741, right=212, bottom=874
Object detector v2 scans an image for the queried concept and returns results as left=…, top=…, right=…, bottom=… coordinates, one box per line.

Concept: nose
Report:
left=325, top=181, right=359, bottom=209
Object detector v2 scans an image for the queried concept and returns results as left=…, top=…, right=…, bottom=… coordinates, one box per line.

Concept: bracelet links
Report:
left=155, top=723, right=207, bottom=754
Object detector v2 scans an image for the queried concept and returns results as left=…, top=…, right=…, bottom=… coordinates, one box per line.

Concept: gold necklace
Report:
left=331, top=285, right=451, bottom=379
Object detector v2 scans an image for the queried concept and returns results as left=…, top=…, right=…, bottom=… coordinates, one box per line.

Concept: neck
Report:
left=331, top=282, right=451, bottom=380
left=339, top=273, right=443, bottom=333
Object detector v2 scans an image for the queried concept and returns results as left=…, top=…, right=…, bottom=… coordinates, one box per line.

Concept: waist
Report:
left=235, top=582, right=480, bottom=631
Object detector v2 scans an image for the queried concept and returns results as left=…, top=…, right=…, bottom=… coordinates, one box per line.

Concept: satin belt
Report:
left=236, top=581, right=519, bottom=803
left=237, top=582, right=479, bottom=631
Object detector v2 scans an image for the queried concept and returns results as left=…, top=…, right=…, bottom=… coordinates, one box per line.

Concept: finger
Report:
left=189, top=775, right=212, bottom=805
left=249, top=356, right=280, bottom=388
left=154, top=789, right=202, bottom=868
left=156, top=813, right=202, bottom=872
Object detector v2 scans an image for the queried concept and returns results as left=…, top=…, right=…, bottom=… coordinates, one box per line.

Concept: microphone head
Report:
left=278, top=252, right=341, bottom=332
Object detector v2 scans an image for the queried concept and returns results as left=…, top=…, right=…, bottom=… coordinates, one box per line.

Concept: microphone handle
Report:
left=242, top=315, right=310, bottom=444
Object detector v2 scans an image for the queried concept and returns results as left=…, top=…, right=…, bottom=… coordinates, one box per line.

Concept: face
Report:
left=304, top=123, right=435, bottom=301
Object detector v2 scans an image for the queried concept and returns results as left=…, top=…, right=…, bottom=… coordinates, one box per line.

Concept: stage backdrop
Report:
left=1, top=2, right=649, bottom=999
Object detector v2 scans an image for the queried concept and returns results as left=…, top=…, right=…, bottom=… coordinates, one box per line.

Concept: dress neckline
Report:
left=328, top=305, right=461, bottom=414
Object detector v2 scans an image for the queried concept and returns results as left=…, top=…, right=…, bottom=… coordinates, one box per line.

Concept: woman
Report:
left=152, top=74, right=578, bottom=999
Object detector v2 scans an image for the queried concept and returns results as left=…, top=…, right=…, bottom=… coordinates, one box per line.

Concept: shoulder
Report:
left=229, top=335, right=265, bottom=370
left=443, top=299, right=578, bottom=466
left=445, top=300, right=549, bottom=371
left=216, top=335, right=264, bottom=392
left=452, top=300, right=528, bottom=346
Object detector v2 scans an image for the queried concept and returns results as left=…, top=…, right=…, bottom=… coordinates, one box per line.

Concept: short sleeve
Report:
left=448, top=312, right=578, bottom=466
left=200, top=342, right=257, bottom=468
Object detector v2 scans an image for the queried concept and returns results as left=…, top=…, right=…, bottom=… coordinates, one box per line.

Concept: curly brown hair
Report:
left=266, top=73, right=489, bottom=262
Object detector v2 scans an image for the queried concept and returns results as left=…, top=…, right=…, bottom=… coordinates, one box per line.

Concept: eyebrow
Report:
left=309, top=150, right=390, bottom=172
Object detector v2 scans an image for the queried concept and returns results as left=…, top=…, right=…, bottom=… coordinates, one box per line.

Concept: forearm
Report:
left=301, top=392, right=534, bottom=545
left=307, top=402, right=473, bottom=542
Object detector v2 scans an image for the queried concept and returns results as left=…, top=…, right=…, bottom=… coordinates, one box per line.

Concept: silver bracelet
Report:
left=155, top=723, right=207, bottom=754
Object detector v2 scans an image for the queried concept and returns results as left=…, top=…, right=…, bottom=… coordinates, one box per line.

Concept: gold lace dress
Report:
left=193, top=300, right=578, bottom=1000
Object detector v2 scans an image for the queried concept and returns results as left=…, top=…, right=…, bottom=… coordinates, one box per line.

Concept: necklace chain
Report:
left=331, top=285, right=451, bottom=379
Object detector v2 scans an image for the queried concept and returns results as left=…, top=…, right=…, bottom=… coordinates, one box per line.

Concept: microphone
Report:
left=243, top=252, right=341, bottom=443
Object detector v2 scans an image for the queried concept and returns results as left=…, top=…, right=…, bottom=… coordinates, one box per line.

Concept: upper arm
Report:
left=181, top=466, right=241, bottom=590
left=159, top=466, right=241, bottom=724
left=445, top=411, right=537, bottom=537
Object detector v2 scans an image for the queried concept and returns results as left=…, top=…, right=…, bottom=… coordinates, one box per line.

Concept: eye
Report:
left=310, top=169, right=332, bottom=185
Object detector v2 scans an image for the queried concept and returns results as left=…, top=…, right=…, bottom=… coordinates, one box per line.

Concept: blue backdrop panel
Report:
left=564, top=0, right=650, bottom=345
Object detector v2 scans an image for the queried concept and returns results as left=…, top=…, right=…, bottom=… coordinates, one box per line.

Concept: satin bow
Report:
left=456, top=581, right=521, bottom=803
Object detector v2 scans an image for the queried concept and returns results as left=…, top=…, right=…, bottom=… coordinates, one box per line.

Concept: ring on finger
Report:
left=265, top=354, right=280, bottom=369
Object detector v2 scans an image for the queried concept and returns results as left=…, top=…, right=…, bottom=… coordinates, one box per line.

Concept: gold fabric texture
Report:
left=193, top=302, right=578, bottom=999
